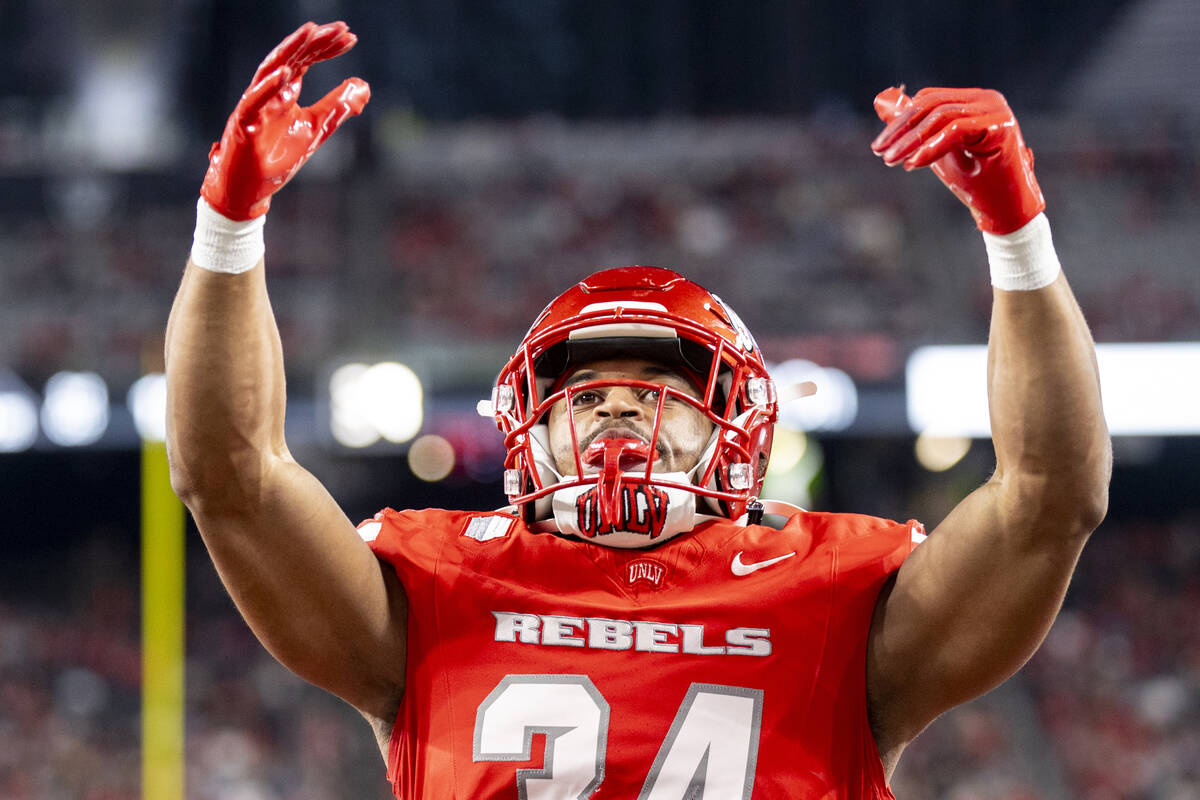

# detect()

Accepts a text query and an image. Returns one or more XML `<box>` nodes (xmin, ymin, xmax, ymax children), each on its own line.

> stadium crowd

<box><xmin>1</xmin><ymin>112</ymin><xmax>1197</xmax><ymax>395</ymax></box>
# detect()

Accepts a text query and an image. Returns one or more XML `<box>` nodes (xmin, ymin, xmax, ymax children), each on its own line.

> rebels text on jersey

<box><xmin>360</xmin><ymin>507</ymin><xmax>922</xmax><ymax>799</ymax></box>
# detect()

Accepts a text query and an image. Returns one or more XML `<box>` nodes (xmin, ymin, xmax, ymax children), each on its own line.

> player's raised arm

<box><xmin>864</xmin><ymin>87</ymin><xmax>1112</xmax><ymax>770</ymax></box>
<box><xmin>165</xmin><ymin>22</ymin><xmax>406</xmax><ymax>731</ymax></box>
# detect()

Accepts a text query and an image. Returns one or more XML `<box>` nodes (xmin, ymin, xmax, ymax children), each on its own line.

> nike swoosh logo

<box><xmin>731</xmin><ymin>550</ymin><xmax>796</xmax><ymax>576</ymax></box>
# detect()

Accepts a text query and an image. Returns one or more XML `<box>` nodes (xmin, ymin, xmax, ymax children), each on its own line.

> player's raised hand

<box><xmin>871</xmin><ymin>87</ymin><xmax>1044</xmax><ymax>235</ymax></box>
<box><xmin>200</xmin><ymin>21</ymin><xmax>371</xmax><ymax>221</ymax></box>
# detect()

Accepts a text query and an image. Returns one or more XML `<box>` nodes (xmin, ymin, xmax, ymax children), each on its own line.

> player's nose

<box><xmin>594</xmin><ymin>387</ymin><xmax>643</xmax><ymax>419</ymax></box>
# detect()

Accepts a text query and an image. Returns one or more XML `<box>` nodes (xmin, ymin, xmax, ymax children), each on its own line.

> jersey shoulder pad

<box><xmin>359</xmin><ymin>507</ymin><xmax>520</xmax><ymax>546</ymax></box>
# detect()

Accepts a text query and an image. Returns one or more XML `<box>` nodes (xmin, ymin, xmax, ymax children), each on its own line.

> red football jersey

<box><xmin>361</xmin><ymin>507</ymin><xmax>922</xmax><ymax>799</ymax></box>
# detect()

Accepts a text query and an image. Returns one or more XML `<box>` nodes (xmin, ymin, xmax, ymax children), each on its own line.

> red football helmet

<box><xmin>487</xmin><ymin>266</ymin><xmax>778</xmax><ymax>540</ymax></box>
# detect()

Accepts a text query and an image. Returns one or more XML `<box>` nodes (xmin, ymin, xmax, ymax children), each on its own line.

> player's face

<box><xmin>546</xmin><ymin>358</ymin><xmax>714</xmax><ymax>477</ymax></box>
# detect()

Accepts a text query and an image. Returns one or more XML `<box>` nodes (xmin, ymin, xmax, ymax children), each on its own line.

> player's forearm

<box><xmin>871</xmin><ymin>88</ymin><xmax>1111</xmax><ymax>537</ymax></box>
<box><xmin>165</xmin><ymin>18</ymin><xmax>366</xmax><ymax>509</ymax></box>
<box><xmin>165</xmin><ymin>260</ymin><xmax>288</xmax><ymax>510</ymax></box>
<box><xmin>986</xmin><ymin>276</ymin><xmax>1111</xmax><ymax>536</ymax></box>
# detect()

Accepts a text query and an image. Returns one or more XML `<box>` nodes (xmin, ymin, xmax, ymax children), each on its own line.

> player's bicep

<box><xmin>190</xmin><ymin>454</ymin><xmax>407</xmax><ymax>716</ymax></box>
<box><xmin>867</xmin><ymin>480</ymin><xmax>1085</xmax><ymax>745</ymax></box>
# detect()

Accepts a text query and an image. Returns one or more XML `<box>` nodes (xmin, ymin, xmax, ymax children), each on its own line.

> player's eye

<box><xmin>571</xmin><ymin>390</ymin><xmax>602</xmax><ymax>407</ymax></box>
<box><xmin>639</xmin><ymin>388</ymin><xmax>662</xmax><ymax>404</ymax></box>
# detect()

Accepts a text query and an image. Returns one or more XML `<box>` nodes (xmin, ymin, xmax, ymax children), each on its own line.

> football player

<box><xmin>166</xmin><ymin>21</ymin><xmax>1111</xmax><ymax>798</ymax></box>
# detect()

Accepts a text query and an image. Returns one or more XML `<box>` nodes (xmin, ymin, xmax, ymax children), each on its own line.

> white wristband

<box><xmin>190</xmin><ymin>198</ymin><xmax>265</xmax><ymax>274</ymax></box>
<box><xmin>982</xmin><ymin>212</ymin><xmax>1062</xmax><ymax>291</ymax></box>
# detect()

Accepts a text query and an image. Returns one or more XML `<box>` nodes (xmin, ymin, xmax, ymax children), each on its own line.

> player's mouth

<box><xmin>580</xmin><ymin>429</ymin><xmax>663</xmax><ymax>472</ymax></box>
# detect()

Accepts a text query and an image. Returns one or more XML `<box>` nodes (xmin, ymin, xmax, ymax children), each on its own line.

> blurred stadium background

<box><xmin>2</xmin><ymin>1</ymin><xmax>1199</xmax><ymax>797</ymax></box>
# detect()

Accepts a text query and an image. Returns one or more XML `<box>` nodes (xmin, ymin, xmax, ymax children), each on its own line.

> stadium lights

<box><xmin>905</xmin><ymin>347</ymin><xmax>990</xmax><ymax>437</ymax></box>
<box><xmin>765</xmin><ymin>427</ymin><xmax>808</xmax><ymax>474</ymax></box>
<box><xmin>329</xmin><ymin>362</ymin><xmax>424</xmax><ymax>448</ymax></box>
<box><xmin>907</xmin><ymin>343</ymin><xmax>1200</xmax><ymax>437</ymax></box>
<box><xmin>41</xmin><ymin>371</ymin><xmax>109</xmax><ymax>447</ymax></box>
<box><xmin>408</xmin><ymin>434</ymin><xmax>456</xmax><ymax>481</ymax></box>
<box><xmin>0</xmin><ymin>391</ymin><xmax>39</xmax><ymax>452</ymax></box>
<box><xmin>771</xmin><ymin>359</ymin><xmax>858</xmax><ymax>432</ymax></box>
<box><xmin>128</xmin><ymin>373</ymin><xmax>168</xmax><ymax>442</ymax></box>
<box><xmin>914</xmin><ymin>433</ymin><xmax>972</xmax><ymax>472</ymax></box>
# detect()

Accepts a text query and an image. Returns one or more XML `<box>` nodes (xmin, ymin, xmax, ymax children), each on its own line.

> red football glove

<box><xmin>871</xmin><ymin>86</ymin><xmax>1044</xmax><ymax>235</ymax></box>
<box><xmin>200</xmin><ymin>21</ymin><xmax>371</xmax><ymax>221</ymax></box>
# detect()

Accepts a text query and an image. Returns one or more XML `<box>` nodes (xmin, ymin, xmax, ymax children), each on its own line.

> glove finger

<box><xmin>910</xmin><ymin>87</ymin><xmax>995</xmax><ymax>105</ymax></box>
<box><xmin>250</xmin><ymin>22</ymin><xmax>315</xmax><ymax>87</ymax></box>
<box><xmin>308</xmin><ymin>28</ymin><xmax>357</xmax><ymax>64</ymax></box>
<box><xmin>235</xmin><ymin>64</ymin><xmax>294</xmax><ymax>127</ymax></box>
<box><xmin>872</xmin><ymin>87</ymin><xmax>1000</xmax><ymax>154</ymax></box>
<box><xmin>908</xmin><ymin>87</ymin><xmax>1011</xmax><ymax>148</ymax></box>
<box><xmin>292</xmin><ymin>21</ymin><xmax>352</xmax><ymax>71</ymax></box>
<box><xmin>879</xmin><ymin>101</ymin><xmax>994</xmax><ymax>166</ymax></box>
<box><xmin>275</xmin><ymin>21</ymin><xmax>335</xmax><ymax>85</ymax></box>
<box><xmin>306</xmin><ymin>77</ymin><xmax>371</xmax><ymax>146</ymax></box>
<box><xmin>901</xmin><ymin>109</ymin><xmax>1013</xmax><ymax>169</ymax></box>
<box><xmin>872</xmin><ymin>101</ymin><xmax>939</xmax><ymax>155</ymax></box>
<box><xmin>873</xmin><ymin>86</ymin><xmax>910</xmax><ymax>124</ymax></box>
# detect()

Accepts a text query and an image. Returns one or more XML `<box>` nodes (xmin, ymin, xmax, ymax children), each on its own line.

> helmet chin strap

<box><xmin>551</xmin><ymin>473</ymin><xmax>699</xmax><ymax>548</ymax></box>
<box><xmin>528</xmin><ymin>427</ymin><xmax>714</xmax><ymax>548</ymax></box>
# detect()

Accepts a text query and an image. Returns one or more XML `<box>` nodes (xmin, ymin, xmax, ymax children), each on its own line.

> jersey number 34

<box><xmin>474</xmin><ymin>674</ymin><xmax>763</xmax><ymax>799</ymax></box>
